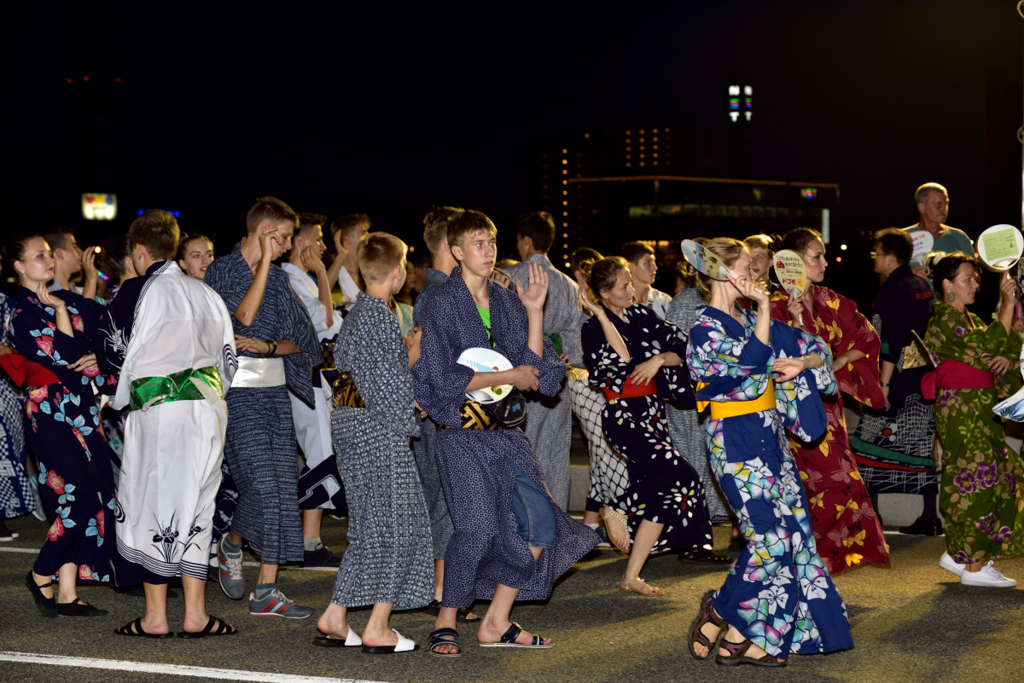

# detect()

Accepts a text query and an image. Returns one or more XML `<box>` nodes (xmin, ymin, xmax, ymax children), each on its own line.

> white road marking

<box><xmin>0</xmin><ymin>651</ymin><xmax>393</xmax><ymax>683</ymax></box>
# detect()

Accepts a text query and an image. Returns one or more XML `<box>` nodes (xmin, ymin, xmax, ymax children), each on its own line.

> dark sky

<box><xmin>8</xmin><ymin>0</ymin><xmax>1023</xmax><ymax>261</ymax></box>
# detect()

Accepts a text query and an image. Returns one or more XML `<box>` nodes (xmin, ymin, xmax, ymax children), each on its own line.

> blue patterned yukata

<box><xmin>204</xmin><ymin>245</ymin><xmax>319</xmax><ymax>565</ymax></box>
<box><xmin>687</xmin><ymin>304</ymin><xmax>852</xmax><ymax>659</ymax></box>
<box><xmin>413</xmin><ymin>268</ymin><xmax>598</xmax><ymax>607</ymax></box>
<box><xmin>8</xmin><ymin>287</ymin><xmax>116</xmax><ymax>582</ymax></box>
<box><xmin>0</xmin><ymin>293</ymin><xmax>34</xmax><ymax>519</ymax></box>
<box><xmin>581</xmin><ymin>303</ymin><xmax>714</xmax><ymax>553</ymax></box>
<box><xmin>330</xmin><ymin>293</ymin><xmax>432</xmax><ymax>610</ymax></box>
<box><xmin>411</xmin><ymin>267</ymin><xmax>454</xmax><ymax>560</ymax></box>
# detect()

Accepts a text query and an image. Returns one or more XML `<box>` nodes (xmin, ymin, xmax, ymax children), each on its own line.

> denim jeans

<box><xmin>507</xmin><ymin>458</ymin><xmax>556</xmax><ymax>549</ymax></box>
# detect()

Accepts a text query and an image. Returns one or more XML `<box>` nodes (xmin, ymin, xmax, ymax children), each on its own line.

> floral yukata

<box><xmin>926</xmin><ymin>302</ymin><xmax>1024</xmax><ymax>564</ymax></box>
<box><xmin>770</xmin><ymin>285</ymin><xmax>889</xmax><ymax>574</ymax></box>
<box><xmin>0</xmin><ymin>293</ymin><xmax>35</xmax><ymax>520</ymax></box>
<box><xmin>688</xmin><ymin>305</ymin><xmax>852</xmax><ymax>660</ymax></box>
<box><xmin>8</xmin><ymin>287</ymin><xmax>117</xmax><ymax>582</ymax></box>
<box><xmin>581</xmin><ymin>303</ymin><xmax>714</xmax><ymax>554</ymax></box>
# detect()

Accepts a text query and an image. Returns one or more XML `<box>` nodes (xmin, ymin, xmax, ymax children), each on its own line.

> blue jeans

<box><xmin>507</xmin><ymin>459</ymin><xmax>556</xmax><ymax>549</ymax></box>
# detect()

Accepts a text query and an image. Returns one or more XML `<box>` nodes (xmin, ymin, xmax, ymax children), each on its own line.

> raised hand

<box><xmin>726</xmin><ymin>271</ymin><xmax>768</xmax><ymax>306</ymax></box>
<box><xmin>515</xmin><ymin>262</ymin><xmax>549</xmax><ymax>314</ymax></box>
<box><xmin>333</xmin><ymin>229</ymin><xmax>348</xmax><ymax>262</ymax></box>
<box><xmin>82</xmin><ymin>247</ymin><xmax>100</xmax><ymax>280</ymax></box>
<box><xmin>577</xmin><ymin>281</ymin><xmax>604</xmax><ymax>317</ymax></box>
<box><xmin>36</xmin><ymin>283</ymin><xmax>66</xmax><ymax>311</ymax></box>
<box><xmin>257</xmin><ymin>226</ymin><xmax>278</xmax><ymax>262</ymax></box>
<box><xmin>785</xmin><ymin>289</ymin><xmax>805</xmax><ymax>327</ymax></box>
<box><xmin>1000</xmin><ymin>271</ymin><xmax>1018</xmax><ymax>302</ymax></box>
<box><xmin>300</xmin><ymin>244</ymin><xmax>326</xmax><ymax>274</ymax></box>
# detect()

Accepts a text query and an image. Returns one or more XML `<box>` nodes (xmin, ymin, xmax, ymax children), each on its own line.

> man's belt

<box><xmin>696</xmin><ymin>380</ymin><xmax>776</xmax><ymax>420</ymax></box>
<box><xmin>128</xmin><ymin>366</ymin><xmax>223</xmax><ymax>413</ymax></box>
<box><xmin>437</xmin><ymin>400</ymin><xmax>505</xmax><ymax>431</ymax></box>
<box><xmin>232</xmin><ymin>356</ymin><xmax>285</xmax><ymax>388</ymax></box>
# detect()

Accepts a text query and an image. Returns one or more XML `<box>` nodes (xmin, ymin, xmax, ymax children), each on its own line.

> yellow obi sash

<box><xmin>696</xmin><ymin>379</ymin><xmax>776</xmax><ymax>420</ymax></box>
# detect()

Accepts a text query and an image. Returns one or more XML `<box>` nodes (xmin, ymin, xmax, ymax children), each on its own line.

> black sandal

<box><xmin>115</xmin><ymin>617</ymin><xmax>175</xmax><ymax>639</ymax></box>
<box><xmin>688</xmin><ymin>589</ymin><xmax>727</xmax><ymax>660</ymax></box>
<box><xmin>56</xmin><ymin>597</ymin><xmax>107</xmax><ymax>617</ymax></box>
<box><xmin>177</xmin><ymin>615</ymin><xmax>238</xmax><ymax>638</ymax></box>
<box><xmin>25</xmin><ymin>571</ymin><xmax>58</xmax><ymax>618</ymax></box>
<box><xmin>427</xmin><ymin>627</ymin><xmax>461</xmax><ymax>658</ymax></box>
<box><xmin>716</xmin><ymin>637</ymin><xmax>787</xmax><ymax>667</ymax></box>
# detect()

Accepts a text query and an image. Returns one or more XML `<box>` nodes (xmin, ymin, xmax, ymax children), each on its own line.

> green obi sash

<box><xmin>128</xmin><ymin>366</ymin><xmax>224</xmax><ymax>413</ymax></box>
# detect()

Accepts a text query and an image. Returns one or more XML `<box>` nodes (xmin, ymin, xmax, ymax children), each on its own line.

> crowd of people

<box><xmin>0</xmin><ymin>181</ymin><xmax>1022</xmax><ymax>666</ymax></box>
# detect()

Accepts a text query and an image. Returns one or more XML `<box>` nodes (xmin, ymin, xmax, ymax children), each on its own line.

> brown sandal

<box><xmin>715</xmin><ymin>637</ymin><xmax>787</xmax><ymax>667</ymax></box>
<box><xmin>688</xmin><ymin>590</ymin><xmax>726</xmax><ymax>659</ymax></box>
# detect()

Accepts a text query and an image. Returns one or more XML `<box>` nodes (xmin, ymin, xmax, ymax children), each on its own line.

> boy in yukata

<box><xmin>413</xmin><ymin>210</ymin><xmax>598</xmax><ymax>656</ymax></box>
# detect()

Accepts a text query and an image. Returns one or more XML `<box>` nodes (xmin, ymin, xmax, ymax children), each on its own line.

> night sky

<box><xmin>9</xmin><ymin>0</ymin><xmax>1023</xmax><ymax>278</ymax></box>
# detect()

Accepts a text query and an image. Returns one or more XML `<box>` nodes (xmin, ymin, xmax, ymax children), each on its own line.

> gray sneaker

<box><xmin>248</xmin><ymin>588</ymin><xmax>313</xmax><ymax>618</ymax></box>
<box><xmin>217</xmin><ymin>536</ymin><xmax>245</xmax><ymax>600</ymax></box>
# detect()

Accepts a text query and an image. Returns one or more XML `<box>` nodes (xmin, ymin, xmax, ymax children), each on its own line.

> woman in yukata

<box><xmin>687</xmin><ymin>238</ymin><xmax>852</xmax><ymax>667</ymax></box>
<box><xmin>4</xmin><ymin>235</ymin><xmax>117</xmax><ymax>618</ymax></box>
<box><xmin>580</xmin><ymin>256</ymin><xmax>717</xmax><ymax>596</ymax></box>
<box><xmin>768</xmin><ymin>228</ymin><xmax>890</xmax><ymax>575</ymax></box>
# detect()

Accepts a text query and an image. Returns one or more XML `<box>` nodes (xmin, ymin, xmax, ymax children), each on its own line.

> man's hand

<box><xmin>235</xmin><ymin>335</ymin><xmax>271</xmax><ymax>354</ymax></box>
<box><xmin>510</xmin><ymin>365</ymin><xmax>540</xmax><ymax>392</ymax></box>
<box><xmin>333</xmin><ymin>229</ymin><xmax>348</xmax><ymax>262</ymax></box>
<box><xmin>257</xmin><ymin>226</ymin><xmax>278</xmax><ymax>262</ymax></box>
<box><xmin>300</xmin><ymin>245</ymin><xmax>326</xmax><ymax>274</ymax></box>
<box><xmin>515</xmin><ymin>262</ymin><xmax>548</xmax><ymax>314</ymax></box>
<box><xmin>82</xmin><ymin>248</ymin><xmax>100</xmax><ymax>281</ymax></box>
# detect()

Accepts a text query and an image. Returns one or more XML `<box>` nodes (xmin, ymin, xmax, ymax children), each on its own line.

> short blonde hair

<box><xmin>357</xmin><ymin>232</ymin><xmax>407</xmax><ymax>285</ymax></box>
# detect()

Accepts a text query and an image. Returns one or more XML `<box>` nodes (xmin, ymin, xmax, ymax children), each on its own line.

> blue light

<box><xmin>137</xmin><ymin>209</ymin><xmax>144</xmax><ymax>215</ymax></box>
<box><xmin>173</xmin><ymin>210</ymin><xmax>181</xmax><ymax>218</ymax></box>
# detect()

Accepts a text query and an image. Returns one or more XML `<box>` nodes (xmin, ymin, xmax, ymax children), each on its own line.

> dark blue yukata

<box><xmin>413</xmin><ymin>268</ymin><xmax>599</xmax><ymax>607</ymax></box>
<box><xmin>204</xmin><ymin>244</ymin><xmax>319</xmax><ymax>564</ymax></box>
<box><xmin>8</xmin><ymin>287</ymin><xmax>116</xmax><ymax>582</ymax></box>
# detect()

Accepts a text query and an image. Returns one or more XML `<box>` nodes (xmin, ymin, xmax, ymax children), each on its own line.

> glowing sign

<box><xmin>799</xmin><ymin>187</ymin><xmax>817</xmax><ymax>199</ymax></box>
<box><xmin>137</xmin><ymin>209</ymin><xmax>181</xmax><ymax>217</ymax></box>
<box><xmin>82</xmin><ymin>193</ymin><xmax>116</xmax><ymax>220</ymax></box>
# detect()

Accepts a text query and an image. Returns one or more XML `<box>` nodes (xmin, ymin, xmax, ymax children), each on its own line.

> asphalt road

<box><xmin>1</xmin><ymin>514</ymin><xmax>1022</xmax><ymax>683</ymax></box>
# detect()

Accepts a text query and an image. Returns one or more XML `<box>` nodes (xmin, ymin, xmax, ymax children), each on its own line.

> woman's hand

<box><xmin>772</xmin><ymin>356</ymin><xmax>808</xmax><ymax>383</ymax></box>
<box><xmin>1000</xmin><ymin>271</ymin><xmax>1018</xmax><ymax>302</ymax></box>
<box><xmin>36</xmin><ymin>283</ymin><xmax>67</xmax><ymax>312</ymax></box>
<box><xmin>986</xmin><ymin>355</ymin><xmax>1013</xmax><ymax>376</ymax></box>
<box><xmin>234</xmin><ymin>335</ymin><xmax>270</xmax><ymax>354</ymax></box>
<box><xmin>510</xmin><ymin>364</ymin><xmax>540</xmax><ymax>392</ymax></box>
<box><xmin>726</xmin><ymin>271</ymin><xmax>768</xmax><ymax>306</ymax></box>
<box><xmin>68</xmin><ymin>353</ymin><xmax>97</xmax><ymax>371</ymax></box>
<box><xmin>515</xmin><ymin>263</ymin><xmax>549</xmax><ymax>314</ymax></box>
<box><xmin>786</xmin><ymin>290</ymin><xmax>805</xmax><ymax>327</ymax></box>
<box><xmin>833</xmin><ymin>353</ymin><xmax>849</xmax><ymax>371</ymax></box>
<box><xmin>578</xmin><ymin>282</ymin><xmax>604</xmax><ymax>318</ymax></box>
<box><xmin>629</xmin><ymin>354</ymin><xmax>666</xmax><ymax>386</ymax></box>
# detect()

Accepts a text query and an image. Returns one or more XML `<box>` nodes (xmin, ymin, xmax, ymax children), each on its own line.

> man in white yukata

<box><xmin>97</xmin><ymin>210</ymin><xmax>239</xmax><ymax>638</ymax></box>
<box><xmin>328</xmin><ymin>213</ymin><xmax>370</xmax><ymax>310</ymax></box>
<box><xmin>282</xmin><ymin>212</ymin><xmax>347</xmax><ymax>567</ymax></box>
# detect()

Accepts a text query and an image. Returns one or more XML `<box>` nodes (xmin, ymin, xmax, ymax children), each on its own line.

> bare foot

<box><xmin>361</xmin><ymin>626</ymin><xmax>399</xmax><ymax>648</ymax></box>
<box><xmin>316</xmin><ymin>604</ymin><xmax>351</xmax><ymax>640</ymax></box>
<box><xmin>620</xmin><ymin>576</ymin><xmax>660</xmax><ymax>595</ymax></box>
<box><xmin>692</xmin><ymin>617</ymin><xmax>723</xmax><ymax>659</ymax></box>
<box><xmin>182</xmin><ymin>612</ymin><xmax>212</xmax><ymax>633</ymax></box>
<box><xmin>138</xmin><ymin>615</ymin><xmax>170</xmax><ymax>635</ymax></box>
<box><xmin>601</xmin><ymin>506</ymin><xmax>631</xmax><ymax>552</ymax></box>
<box><xmin>477</xmin><ymin>620</ymin><xmax>551</xmax><ymax>646</ymax></box>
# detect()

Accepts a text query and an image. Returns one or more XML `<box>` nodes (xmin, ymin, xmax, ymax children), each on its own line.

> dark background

<box><xmin>6</xmin><ymin>0</ymin><xmax>1023</xmax><ymax>310</ymax></box>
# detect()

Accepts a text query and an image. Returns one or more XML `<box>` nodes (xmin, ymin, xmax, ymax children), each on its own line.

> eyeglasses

<box><xmin>870</xmin><ymin>251</ymin><xmax>889</xmax><ymax>259</ymax></box>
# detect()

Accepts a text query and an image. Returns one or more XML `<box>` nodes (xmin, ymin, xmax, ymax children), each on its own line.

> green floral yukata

<box><xmin>925</xmin><ymin>302</ymin><xmax>1024</xmax><ymax>564</ymax></box>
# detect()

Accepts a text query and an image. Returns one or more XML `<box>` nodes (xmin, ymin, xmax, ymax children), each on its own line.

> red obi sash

<box><xmin>602</xmin><ymin>377</ymin><xmax>659</xmax><ymax>402</ymax></box>
<box><xmin>0</xmin><ymin>354</ymin><xmax>60</xmax><ymax>388</ymax></box>
<box><xmin>921</xmin><ymin>359</ymin><xmax>994</xmax><ymax>400</ymax></box>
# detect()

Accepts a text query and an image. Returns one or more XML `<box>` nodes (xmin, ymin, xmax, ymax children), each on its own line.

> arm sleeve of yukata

<box><xmin>581</xmin><ymin>315</ymin><xmax>634</xmax><ymax>394</ymax></box>
<box><xmin>412</xmin><ymin>298</ymin><xmax>474</xmax><ymax>428</ymax></box>
<box><xmin>830</xmin><ymin>290</ymin><xmax>884</xmax><ymax>409</ymax></box>
<box><xmin>768</xmin><ymin>320</ymin><xmax>833</xmax><ymax>441</ymax></box>
<box><xmin>499</xmin><ymin>288</ymin><xmax>565</xmax><ymax>397</ymax></box>
<box><xmin>203</xmin><ymin>259</ymin><xmax>242</xmax><ymax>318</ymax></box>
<box><xmin>94</xmin><ymin>297</ymin><xmax>127</xmax><ymax>374</ymax></box>
<box><xmin>10</xmin><ymin>301</ymin><xmax>92</xmax><ymax>368</ymax></box>
<box><xmin>287</xmin><ymin>270</ymin><xmax>330</xmax><ymax>335</ymax></box>
<box><xmin>354</xmin><ymin>305</ymin><xmax>419</xmax><ymax>437</ymax></box>
<box><xmin>686</xmin><ymin>311</ymin><xmax>775</xmax><ymax>404</ymax></box>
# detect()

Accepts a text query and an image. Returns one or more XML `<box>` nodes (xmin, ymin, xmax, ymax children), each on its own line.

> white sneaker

<box><xmin>960</xmin><ymin>561</ymin><xmax>1017</xmax><ymax>588</ymax></box>
<box><xmin>939</xmin><ymin>552</ymin><xmax>965</xmax><ymax>577</ymax></box>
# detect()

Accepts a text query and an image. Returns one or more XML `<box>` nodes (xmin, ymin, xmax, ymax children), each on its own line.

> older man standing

<box><xmin>905</xmin><ymin>183</ymin><xmax>974</xmax><ymax>276</ymax></box>
<box><xmin>504</xmin><ymin>211</ymin><xmax>581</xmax><ymax>511</ymax></box>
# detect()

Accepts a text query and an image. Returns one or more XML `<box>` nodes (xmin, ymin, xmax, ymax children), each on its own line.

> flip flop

<box><xmin>177</xmin><ymin>615</ymin><xmax>238</xmax><ymax>639</ymax></box>
<box><xmin>114</xmin><ymin>617</ymin><xmax>175</xmax><ymax>639</ymax></box>
<box><xmin>313</xmin><ymin>627</ymin><xmax>362</xmax><ymax>648</ymax></box>
<box><xmin>362</xmin><ymin>628</ymin><xmax>418</xmax><ymax>654</ymax></box>
<box><xmin>478</xmin><ymin>622</ymin><xmax>553</xmax><ymax>649</ymax></box>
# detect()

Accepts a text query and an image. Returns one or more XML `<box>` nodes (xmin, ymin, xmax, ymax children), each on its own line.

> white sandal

<box><xmin>362</xmin><ymin>628</ymin><xmax>419</xmax><ymax>654</ymax></box>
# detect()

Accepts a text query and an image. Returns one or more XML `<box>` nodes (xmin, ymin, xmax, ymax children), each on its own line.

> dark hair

<box><xmin>42</xmin><ymin>227</ymin><xmax>75</xmax><ymax>253</ymax></box>
<box><xmin>674</xmin><ymin>261</ymin><xmax>697</xmax><ymax>290</ymax></box>
<box><xmin>422</xmin><ymin>206</ymin><xmax>464</xmax><ymax>255</ymax></box>
<box><xmin>447</xmin><ymin>210</ymin><xmax>497</xmax><ymax>250</ymax></box>
<box><xmin>98</xmin><ymin>235</ymin><xmax>134</xmax><ymax>283</ymax></box>
<box><xmin>874</xmin><ymin>227</ymin><xmax>912</xmax><ymax>266</ymax></box>
<box><xmin>570</xmin><ymin>247</ymin><xmax>603</xmax><ymax>278</ymax></box>
<box><xmin>246</xmin><ymin>196</ymin><xmax>298</xmax><ymax>235</ymax></box>
<box><xmin>932</xmin><ymin>251</ymin><xmax>978</xmax><ymax>296</ymax></box>
<box><xmin>514</xmin><ymin>211</ymin><xmax>555</xmax><ymax>253</ymax></box>
<box><xmin>296</xmin><ymin>212</ymin><xmax>327</xmax><ymax>239</ymax></box>
<box><xmin>129</xmin><ymin>210</ymin><xmax>180</xmax><ymax>261</ymax></box>
<box><xmin>176</xmin><ymin>233</ymin><xmax>214</xmax><ymax>262</ymax></box>
<box><xmin>330</xmin><ymin>213</ymin><xmax>371</xmax><ymax>241</ymax></box>
<box><xmin>588</xmin><ymin>256</ymin><xmax>630</xmax><ymax>301</ymax></box>
<box><xmin>621</xmin><ymin>241</ymin><xmax>655</xmax><ymax>264</ymax></box>
<box><xmin>780</xmin><ymin>227</ymin><xmax>824</xmax><ymax>255</ymax></box>
<box><xmin>2</xmin><ymin>233</ymin><xmax>45</xmax><ymax>276</ymax></box>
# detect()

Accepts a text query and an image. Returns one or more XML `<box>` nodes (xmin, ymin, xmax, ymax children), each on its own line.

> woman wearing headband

<box><xmin>686</xmin><ymin>237</ymin><xmax>851</xmax><ymax>667</ymax></box>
